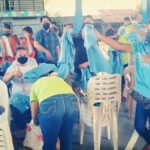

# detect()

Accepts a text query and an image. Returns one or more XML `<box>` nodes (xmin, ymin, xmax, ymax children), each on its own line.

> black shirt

<box><xmin>72</xmin><ymin>32</ymin><xmax>88</xmax><ymax>68</ymax></box>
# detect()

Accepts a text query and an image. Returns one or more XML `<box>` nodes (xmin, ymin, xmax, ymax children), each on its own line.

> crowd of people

<box><xmin>0</xmin><ymin>14</ymin><xmax>150</xmax><ymax>150</ymax></box>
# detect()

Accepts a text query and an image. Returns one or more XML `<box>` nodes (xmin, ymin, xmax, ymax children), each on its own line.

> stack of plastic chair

<box><xmin>124</xmin><ymin>65</ymin><xmax>135</xmax><ymax>118</ymax></box>
<box><xmin>0</xmin><ymin>80</ymin><xmax>14</xmax><ymax>150</ymax></box>
<box><xmin>79</xmin><ymin>72</ymin><xmax>121</xmax><ymax>150</ymax></box>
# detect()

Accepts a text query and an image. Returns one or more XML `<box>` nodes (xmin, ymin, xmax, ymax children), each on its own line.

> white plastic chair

<box><xmin>0</xmin><ymin>80</ymin><xmax>14</xmax><ymax>150</ymax></box>
<box><xmin>79</xmin><ymin>73</ymin><xmax>121</xmax><ymax>150</ymax></box>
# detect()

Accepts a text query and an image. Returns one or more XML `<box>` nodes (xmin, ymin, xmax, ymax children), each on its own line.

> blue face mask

<box><xmin>3</xmin><ymin>32</ymin><xmax>11</xmax><ymax>37</ymax></box>
<box><xmin>43</xmin><ymin>23</ymin><xmax>50</xmax><ymax>31</ymax></box>
<box><xmin>17</xmin><ymin>56</ymin><xmax>28</xmax><ymax>64</ymax></box>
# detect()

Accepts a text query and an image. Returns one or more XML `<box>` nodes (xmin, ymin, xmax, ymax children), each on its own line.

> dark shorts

<box><xmin>131</xmin><ymin>90</ymin><xmax>150</xmax><ymax>110</ymax></box>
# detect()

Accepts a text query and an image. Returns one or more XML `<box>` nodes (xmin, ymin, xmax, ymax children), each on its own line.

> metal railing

<box><xmin>0</xmin><ymin>0</ymin><xmax>44</xmax><ymax>11</ymax></box>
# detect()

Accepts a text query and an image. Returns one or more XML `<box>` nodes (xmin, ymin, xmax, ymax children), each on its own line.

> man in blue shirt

<box><xmin>95</xmin><ymin>30</ymin><xmax>150</xmax><ymax>149</ymax></box>
<box><xmin>34</xmin><ymin>16</ymin><xmax>60</xmax><ymax>65</ymax></box>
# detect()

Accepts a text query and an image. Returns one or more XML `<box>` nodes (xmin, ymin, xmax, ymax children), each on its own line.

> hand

<box><xmin>79</xmin><ymin>62</ymin><xmax>89</xmax><ymax>68</ymax></box>
<box><xmin>23</xmin><ymin>31</ymin><xmax>30</xmax><ymax>39</ymax></box>
<box><xmin>142</xmin><ymin>55</ymin><xmax>150</xmax><ymax>64</ymax></box>
<box><xmin>94</xmin><ymin>29</ymin><xmax>101</xmax><ymax>39</ymax></box>
<box><xmin>63</xmin><ymin>26</ymin><xmax>68</xmax><ymax>33</ymax></box>
<box><xmin>45</xmin><ymin>51</ymin><xmax>52</xmax><ymax>61</ymax></box>
<box><xmin>14</xmin><ymin>70</ymin><xmax>22</xmax><ymax>78</ymax></box>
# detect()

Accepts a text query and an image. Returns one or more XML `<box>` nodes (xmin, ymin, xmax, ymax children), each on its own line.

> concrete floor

<box><xmin>13</xmin><ymin>101</ymin><xmax>146</xmax><ymax>150</ymax></box>
<box><xmin>72</xmin><ymin>102</ymin><xmax>145</xmax><ymax>150</ymax></box>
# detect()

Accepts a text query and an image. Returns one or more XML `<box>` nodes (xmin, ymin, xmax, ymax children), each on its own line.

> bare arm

<box><xmin>30</xmin><ymin>101</ymin><xmax>39</xmax><ymax>121</ymax></box>
<box><xmin>56</xmin><ymin>45</ymin><xmax>60</xmax><ymax>58</ymax></box>
<box><xmin>34</xmin><ymin>41</ymin><xmax>51</xmax><ymax>60</ymax></box>
<box><xmin>26</xmin><ymin>38</ymin><xmax>34</xmax><ymax>54</ymax></box>
<box><xmin>23</xmin><ymin>32</ymin><xmax>34</xmax><ymax>54</ymax></box>
<box><xmin>130</xmin><ymin>26</ymin><xmax>147</xmax><ymax>37</ymax></box>
<box><xmin>3</xmin><ymin>72</ymin><xmax>15</xmax><ymax>83</ymax></box>
<box><xmin>1</xmin><ymin>39</ymin><xmax>6</xmax><ymax>64</ymax></box>
<box><xmin>3</xmin><ymin>70</ymin><xmax>22</xmax><ymax>83</ymax></box>
<box><xmin>142</xmin><ymin>55</ymin><xmax>150</xmax><ymax>64</ymax></box>
<box><xmin>95</xmin><ymin>30</ymin><xmax>132</xmax><ymax>53</ymax></box>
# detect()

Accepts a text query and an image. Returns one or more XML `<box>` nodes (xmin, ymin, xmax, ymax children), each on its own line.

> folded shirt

<box><xmin>23</xmin><ymin>63</ymin><xmax>57</xmax><ymax>82</ymax></box>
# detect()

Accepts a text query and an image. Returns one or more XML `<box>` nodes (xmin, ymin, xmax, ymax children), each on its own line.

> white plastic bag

<box><xmin>23</xmin><ymin>121</ymin><xmax>43</xmax><ymax>150</ymax></box>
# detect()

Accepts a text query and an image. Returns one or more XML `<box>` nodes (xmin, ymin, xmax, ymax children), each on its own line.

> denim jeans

<box><xmin>134</xmin><ymin>103</ymin><xmax>150</xmax><ymax>144</ymax></box>
<box><xmin>39</xmin><ymin>94</ymin><xmax>79</xmax><ymax>150</ymax></box>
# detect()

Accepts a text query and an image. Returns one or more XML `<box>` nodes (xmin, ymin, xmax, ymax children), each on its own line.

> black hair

<box><xmin>51</xmin><ymin>21</ymin><xmax>57</xmax><ymax>25</ymax></box>
<box><xmin>124</xmin><ymin>16</ymin><xmax>130</xmax><ymax>21</ymax></box>
<box><xmin>40</xmin><ymin>16</ymin><xmax>51</xmax><ymax>23</ymax></box>
<box><xmin>48</xmin><ymin>70</ymin><xmax>54</xmax><ymax>75</ymax></box>
<box><xmin>67</xmin><ymin>23</ymin><xmax>74</xmax><ymax>28</ymax></box>
<box><xmin>4</xmin><ymin>24</ymin><xmax>11</xmax><ymax>30</ymax></box>
<box><xmin>105</xmin><ymin>28</ymin><xmax>116</xmax><ymax>37</ymax></box>
<box><xmin>41</xmin><ymin>70</ymin><xmax>55</xmax><ymax>78</ymax></box>
<box><xmin>15</xmin><ymin>46</ymin><xmax>28</xmax><ymax>55</ymax></box>
<box><xmin>84</xmin><ymin>15</ymin><xmax>94</xmax><ymax>21</ymax></box>
<box><xmin>22</xmin><ymin>26</ymin><xmax>33</xmax><ymax>35</ymax></box>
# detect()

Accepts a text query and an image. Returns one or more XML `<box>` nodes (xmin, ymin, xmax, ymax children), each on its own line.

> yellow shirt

<box><xmin>30</xmin><ymin>76</ymin><xmax>74</xmax><ymax>103</ymax></box>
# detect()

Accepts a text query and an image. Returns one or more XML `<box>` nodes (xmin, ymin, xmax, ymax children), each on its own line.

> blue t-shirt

<box><xmin>108</xmin><ymin>49</ymin><xmax>124</xmax><ymax>75</ymax></box>
<box><xmin>132</xmin><ymin>42</ymin><xmax>150</xmax><ymax>99</ymax></box>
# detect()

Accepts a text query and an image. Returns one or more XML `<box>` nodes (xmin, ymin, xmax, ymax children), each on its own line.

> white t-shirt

<box><xmin>6</xmin><ymin>57</ymin><xmax>38</xmax><ymax>95</ymax></box>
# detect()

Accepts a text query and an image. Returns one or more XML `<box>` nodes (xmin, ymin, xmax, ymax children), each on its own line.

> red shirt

<box><xmin>0</xmin><ymin>34</ymin><xmax>20</xmax><ymax>64</ymax></box>
<box><xmin>21</xmin><ymin>37</ymin><xmax>36</xmax><ymax>58</ymax></box>
<box><xmin>9</xmin><ymin>34</ymin><xmax>20</xmax><ymax>55</ymax></box>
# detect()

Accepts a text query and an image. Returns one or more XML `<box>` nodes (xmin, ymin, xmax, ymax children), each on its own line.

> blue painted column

<box><xmin>74</xmin><ymin>0</ymin><xmax>83</xmax><ymax>33</ymax></box>
<box><xmin>142</xmin><ymin>0</ymin><xmax>150</xmax><ymax>24</ymax></box>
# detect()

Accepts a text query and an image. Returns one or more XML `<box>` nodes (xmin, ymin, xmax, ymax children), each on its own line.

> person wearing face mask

<box><xmin>3</xmin><ymin>46</ymin><xmax>38</xmax><ymax>130</ymax></box>
<box><xmin>0</xmin><ymin>24</ymin><xmax>20</xmax><ymax>65</ymax></box>
<box><xmin>57</xmin><ymin>23</ymin><xmax>75</xmax><ymax>83</ymax></box>
<box><xmin>34</xmin><ymin>16</ymin><xmax>60</xmax><ymax>65</ymax></box>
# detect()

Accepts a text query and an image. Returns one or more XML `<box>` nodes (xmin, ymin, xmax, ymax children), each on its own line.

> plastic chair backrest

<box><xmin>87</xmin><ymin>73</ymin><xmax>121</xmax><ymax>105</ymax></box>
<box><xmin>87</xmin><ymin>73</ymin><xmax>121</xmax><ymax>126</ymax></box>
<box><xmin>0</xmin><ymin>80</ymin><xmax>9</xmax><ymax>121</ymax></box>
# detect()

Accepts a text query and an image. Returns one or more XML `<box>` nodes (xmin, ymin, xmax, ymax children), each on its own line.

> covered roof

<box><xmin>97</xmin><ymin>9</ymin><xmax>136</xmax><ymax>23</ymax></box>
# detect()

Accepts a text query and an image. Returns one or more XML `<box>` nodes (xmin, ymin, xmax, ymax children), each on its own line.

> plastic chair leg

<box><xmin>112</xmin><ymin>115</ymin><xmax>118</xmax><ymax>150</ymax></box>
<box><xmin>93</xmin><ymin>107</ymin><xmax>101</xmax><ymax>150</ymax></box>
<box><xmin>0</xmin><ymin>121</ymin><xmax>14</xmax><ymax>150</ymax></box>
<box><xmin>80</xmin><ymin>119</ymin><xmax>85</xmax><ymax>144</ymax></box>
<box><xmin>106</xmin><ymin>126</ymin><xmax>111</xmax><ymax>140</ymax></box>
<box><xmin>125</xmin><ymin>130</ymin><xmax>139</xmax><ymax>150</ymax></box>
